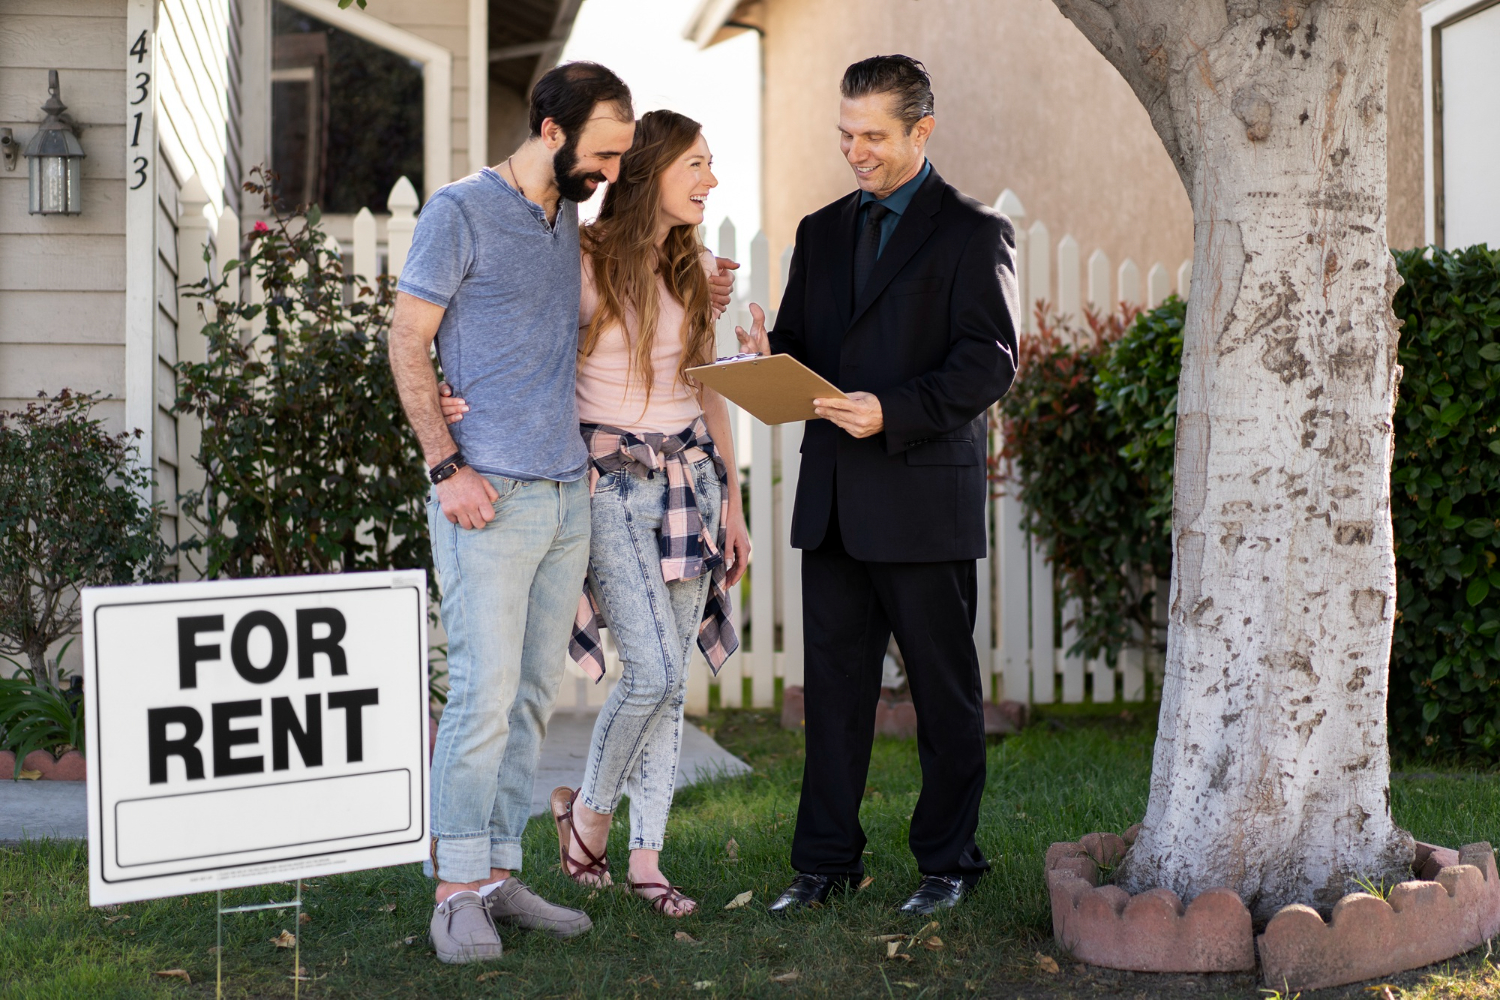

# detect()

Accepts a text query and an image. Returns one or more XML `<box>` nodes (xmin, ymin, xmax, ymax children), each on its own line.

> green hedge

<box><xmin>1002</xmin><ymin>247</ymin><xmax>1500</xmax><ymax>758</ymax></box>
<box><xmin>997</xmin><ymin>302</ymin><xmax>1181</xmax><ymax>661</ymax></box>
<box><xmin>1389</xmin><ymin>245</ymin><xmax>1500</xmax><ymax>758</ymax></box>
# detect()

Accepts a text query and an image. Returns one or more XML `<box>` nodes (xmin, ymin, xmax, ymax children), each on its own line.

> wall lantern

<box><xmin>20</xmin><ymin>71</ymin><xmax>86</xmax><ymax>216</ymax></box>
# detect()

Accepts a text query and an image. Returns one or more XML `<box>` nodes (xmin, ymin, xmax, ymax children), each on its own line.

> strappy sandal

<box><xmin>550</xmin><ymin>786</ymin><xmax>612</xmax><ymax>886</ymax></box>
<box><xmin>628</xmin><ymin>879</ymin><xmax>698</xmax><ymax>918</ymax></box>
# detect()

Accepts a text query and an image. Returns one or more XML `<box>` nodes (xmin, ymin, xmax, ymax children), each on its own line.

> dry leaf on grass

<box><xmin>724</xmin><ymin>890</ymin><xmax>753</xmax><ymax>910</ymax></box>
<box><xmin>911</xmin><ymin>920</ymin><xmax>940</xmax><ymax>941</ymax></box>
<box><xmin>857</xmin><ymin>876</ymin><xmax>874</xmax><ymax>891</ymax></box>
<box><xmin>771</xmin><ymin>970</ymin><xmax>800</xmax><ymax>982</ymax></box>
<box><xmin>923</xmin><ymin>936</ymin><xmax>944</xmax><ymax>950</ymax></box>
<box><xmin>153</xmin><ymin>969</ymin><xmax>191</xmax><ymax>984</ymax></box>
<box><xmin>206</xmin><ymin>946</ymin><xmax>221</xmax><ymax>955</ymax></box>
<box><xmin>377</xmin><ymin>903</ymin><xmax>396</xmax><ymax>913</ymax></box>
<box><xmin>675</xmin><ymin>931</ymin><xmax>698</xmax><ymax>943</ymax></box>
<box><xmin>692</xmin><ymin>981</ymin><xmax>714</xmax><ymax>990</ymax></box>
<box><xmin>885</xmin><ymin>941</ymin><xmax>913</xmax><ymax>962</ymax></box>
<box><xmin>271</xmin><ymin>930</ymin><xmax>297</xmax><ymax>948</ymax></box>
<box><xmin>103</xmin><ymin>913</ymin><xmax>130</xmax><ymax>925</ymax></box>
<box><xmin>725</xmin><ymin>838</ymin><xmax>739</xmax><ymax>861</ymax></box>
<box><xmin>476</xmin><ymin>970</ymin><xmax>503</xmax><ymax>983</ymax></box>
<box><xmin>298</xmin><ymin>912</ymin><xmax>311</xmax><ymax>925</ymax></box>
<box><xmin>895</xmin><ymin>982</ymin><xmax>920</xmax><ymax>989</ymax></box>
<box><xmin>870</xmin><ymin>934</ymin><xmax>906</xmax><ymax>943</ymax></box>
<box><xmin>17</xmin><ymin>769</ymin><xmax>40</xmax><ymax>780</ymax></box>
<box><xmin>1035</xmin><ymin>953</ymin><xmax>1060</xmax><ymax>974</ymax></box>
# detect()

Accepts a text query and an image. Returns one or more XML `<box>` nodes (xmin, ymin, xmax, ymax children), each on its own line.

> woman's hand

<box><xmin>734</xmin><ymin>302</ymin><xmax>771</xmax><ymax>356</ymax></box>
<box><xmin>723</xmin><ymin>505</ymin><xmax>751</xmax><ymax>587</ymax></box>
<box><xmin>436</xmin><ymin>382</ymin><xmax>468</xmax><ymax>424</ymax></box>
<box><xmin>710</xmin><ymin>257</ymin><xmax>739</xmax><ymax>319</ymax></box>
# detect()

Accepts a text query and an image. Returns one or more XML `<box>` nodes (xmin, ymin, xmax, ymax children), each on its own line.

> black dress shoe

<box><xmin>767</xmin><ymin>872</ymin><xmax>856</xmax><ymax>915</ymax></box>
<box><xmin>897</xmin><ymin>874</ymin><xmax>968</xmax><ymax>915</ymax></box>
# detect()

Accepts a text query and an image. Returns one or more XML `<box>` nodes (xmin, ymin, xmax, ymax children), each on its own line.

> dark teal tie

<box><xmin>853</xmin><ymin>202</ymin><xmax>891</xmax><ymax>300</ymax></box>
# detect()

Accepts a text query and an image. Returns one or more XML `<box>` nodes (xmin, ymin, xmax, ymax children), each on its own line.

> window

<box><xmin>1436</xmin><ymin>2</ymin><xmax>1500</xmax><ymax>249</ymax></box>
<box><xmin>271</xmin><ymin>3</ymin><xmax>424</xmax><ymax>213</ymax></box>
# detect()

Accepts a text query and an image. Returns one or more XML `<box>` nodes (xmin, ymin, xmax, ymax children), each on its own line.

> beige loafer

<box><xmin>430</xmin><ymin>891</ymin><xmax>504</xmax><ymax>964</ymax></box>
<box><xmin>484</xmin><ymin>877</ymin><xmax>593</xmax><ymax>938</ymax></box>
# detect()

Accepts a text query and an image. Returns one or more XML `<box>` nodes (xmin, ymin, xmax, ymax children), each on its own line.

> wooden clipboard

<box><xmin>687</xmin><ymin>354</ymin><xmax>845</xmax><ymax>425</ymax></box>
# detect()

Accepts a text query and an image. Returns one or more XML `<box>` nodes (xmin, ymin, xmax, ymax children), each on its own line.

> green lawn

<box><xmin>2</xmin><ymin>708</ymin><xmax>1498</xmax><ymax>999</ymax></box>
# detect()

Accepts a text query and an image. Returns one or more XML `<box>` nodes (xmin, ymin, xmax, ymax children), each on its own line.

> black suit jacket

<box><xmin>769</xmin><ymin>165</ymin><xmax>1020</xmax><ymax>563</ymax></box>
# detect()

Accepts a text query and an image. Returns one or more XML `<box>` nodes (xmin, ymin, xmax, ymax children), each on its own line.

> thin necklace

<box><xmin>505</xmin><ymin>156</ymin><xmax>527</xmax><ymax>202</ymax></box>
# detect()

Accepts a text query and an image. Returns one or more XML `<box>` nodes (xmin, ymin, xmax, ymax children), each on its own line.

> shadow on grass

<box><xmin>1</xmin><ymin>708</ymin><xmax>1496</xmax><ymax>999</ymax></box>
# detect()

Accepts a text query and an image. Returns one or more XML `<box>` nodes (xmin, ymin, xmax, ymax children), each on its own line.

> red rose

<box><xmin>253</xmin><ymin>220</ymin><xmax>270</xmax><ymax>233</ymax></box>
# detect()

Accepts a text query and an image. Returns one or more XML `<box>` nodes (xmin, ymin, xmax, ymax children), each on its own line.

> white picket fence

<box><xmin>319</xmin><ymin>178</ymin><xmax>1181</xmax><ymax>713</ymax></box>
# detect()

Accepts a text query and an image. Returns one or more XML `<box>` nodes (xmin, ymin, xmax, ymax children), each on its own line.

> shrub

<box><xmin>0</xmin><ymin>645</ymin><xmax>85</xmax><ymax>778</ymax></box>
<box><xmin>998</xmin><ymin>300</ymin><xmax>1182</xmax><ymax>660</ymax></box>
<box><xmin>1388</xmin><ymin>244</ymin><xmax>1500</xmax><ymax>759</ymax></box>
<box><xmin>174</xmin><ymin>169</ymin><xmax>432</xmax><ymax>587</ymax></box>
<box><xmin>0</xmin><ymin>390</ymin><xmax>168</xmax><ymax>689</ymax></box>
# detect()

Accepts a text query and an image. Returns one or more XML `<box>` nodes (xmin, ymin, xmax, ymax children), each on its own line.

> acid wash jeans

<box><xmin>426</xmin><ymin>474</ymin><xmax>590</xmax><ymax>882</ymax></box>
<box><xmin>577</xmin><ymin>455</ymin><xmax>722</xmax><ymax>851</ymax></box>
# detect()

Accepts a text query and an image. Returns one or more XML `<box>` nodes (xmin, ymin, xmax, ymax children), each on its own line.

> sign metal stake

<box><xmin>215</xmin><ymin>880</ymin><xmax>303</xmax><ymax>999</ymax></box>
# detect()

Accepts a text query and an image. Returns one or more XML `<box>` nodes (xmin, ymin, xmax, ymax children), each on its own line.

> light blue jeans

<box><xmin>578</xmin><ymin>456</ymin><xmax>721</xmax><ymax>851</ymax></box>
<box><xmin>426</xmin><ymin>474</ymin><xmax>590</xmax><ymax>882</ymax></box>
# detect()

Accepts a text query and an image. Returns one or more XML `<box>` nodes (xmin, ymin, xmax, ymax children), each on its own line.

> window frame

<box><xmin>246</xmin><ymin>0</ymin><xmax>452</xmax><ymax>206</ymax></box>
<box><xmin>1422</xmin><ymin>0</ymin><xmax>1500</xmax><ymax>248</ymax></box>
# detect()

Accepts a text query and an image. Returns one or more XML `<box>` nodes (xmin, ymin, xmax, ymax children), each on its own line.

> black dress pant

<box><xmin>789</xmin><ymin>505</ymin><xmax>990</xmax><ymax>883</ymax></box>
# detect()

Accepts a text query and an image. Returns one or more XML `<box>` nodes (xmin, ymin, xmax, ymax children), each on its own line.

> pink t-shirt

<box><xmin>576</xmin><ymin>250</ymin><xmax>714</xmax><ymax>435</ymax></box>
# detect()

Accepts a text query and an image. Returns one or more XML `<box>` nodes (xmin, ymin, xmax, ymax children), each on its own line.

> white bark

<box><xmin>1049</xmin><ymin>0</ymin><xmax>1415</xmax><ymax>919</ymax></box>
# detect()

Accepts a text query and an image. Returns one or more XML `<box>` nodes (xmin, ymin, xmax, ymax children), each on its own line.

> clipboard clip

<box><xmin>713</xmin><ymin>352</ymin><xmax>763</xmax><ymax>364</ymax></box>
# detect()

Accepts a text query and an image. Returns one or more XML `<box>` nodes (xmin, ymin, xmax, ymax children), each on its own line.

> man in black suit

<box><xmin>737</xmin><ymin>55</ymin><xmax>1019</xmax><ymax>916</ymax></box>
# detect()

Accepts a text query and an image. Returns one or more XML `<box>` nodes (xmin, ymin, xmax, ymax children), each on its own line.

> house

<box><xmin>685</xmin><ymin>0</ymin><xmax>1499</xmax><ymax>316</ymax></box>
<box><xmin>0</xmin><ymin>0</ymin><xmax>583</xmax><ymax>573</ymax></box>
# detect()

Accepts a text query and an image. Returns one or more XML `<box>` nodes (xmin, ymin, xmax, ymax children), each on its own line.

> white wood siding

<box><xmin>0</xmin><ymin>1</ymin><xmax>127</xmax><ymax>430</ymax></box>
<box><xmin>153</xmin><ymin>0</ymin><xmax>235</xmax><ymax>564</ymax></box>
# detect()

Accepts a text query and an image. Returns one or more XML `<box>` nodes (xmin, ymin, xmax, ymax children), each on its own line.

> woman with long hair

<box><xmin>442</xmin><ymin>110</ymin><xmax>750</xmax><ymax>917</ymax></box>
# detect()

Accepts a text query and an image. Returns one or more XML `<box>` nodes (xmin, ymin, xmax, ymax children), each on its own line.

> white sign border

<box><xmin>83</xmin><ymin>571</ymin><xmax>430</xmax><ymax>906</ymax></box>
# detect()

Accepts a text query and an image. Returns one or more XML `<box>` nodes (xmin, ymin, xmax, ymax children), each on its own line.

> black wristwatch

<box><xmin>429</xmin><ymin>452</ymin><xmax>466</xmax><ymax>485</ymax></box>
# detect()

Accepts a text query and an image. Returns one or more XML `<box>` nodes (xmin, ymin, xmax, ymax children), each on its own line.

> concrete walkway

<box><xmin>531</xmin><ymin>712</ymin><xmax>751</xmax><ymax>816</ymax></box>
<box><xmin>0</xmin><ymin>780</ymin><xmax>87</xmax><ymax>843</ymax></box>
<box><xmin>0</xmin><ymin>714</ymin><xmax>749</xmax><ymax>844</ymax></box>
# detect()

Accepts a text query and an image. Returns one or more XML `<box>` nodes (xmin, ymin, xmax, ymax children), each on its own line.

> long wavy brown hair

<box><xmin>579</xmin><ymin>110</ymin><xmax>714</xmax><ymax>404</ymax></box>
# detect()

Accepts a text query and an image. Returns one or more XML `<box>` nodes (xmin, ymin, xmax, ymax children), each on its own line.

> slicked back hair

<box><xmin>840</xmin><ymin>55</ymin><xmax>934</xmax><ymax>133</ymax></box>
<box><xmin>528</xmin><ymin>61</ymin><xmax>633</xmax><ymax>139</ymax></box>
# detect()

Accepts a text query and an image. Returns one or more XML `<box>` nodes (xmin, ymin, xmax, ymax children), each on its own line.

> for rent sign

<box><xmin>83</xmin><ymin>572</ymin><xmax>429</xmax><ymax>906</ymax></box>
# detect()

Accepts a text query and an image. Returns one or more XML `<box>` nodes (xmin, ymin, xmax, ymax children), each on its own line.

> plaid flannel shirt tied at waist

<box><xmin>569</xmin><ymin>418</ymin><xmax>740</xmax><ymax>682</ymax></box>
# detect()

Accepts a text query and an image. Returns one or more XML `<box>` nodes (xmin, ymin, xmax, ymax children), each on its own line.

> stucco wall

<box><xmin>758</xmin><ymin>0</ymin><xmax>1431</xmax><ymax>306</ymax></box>
<box><xmin>1386</xmin><ymin>0</ymin><xmax>1425</xmax><ymax>251</ymax></box>
<box><xmin>759</xmin><ymin>0</ymin><xmax>1194</xmax><ymax>310</ymax></box>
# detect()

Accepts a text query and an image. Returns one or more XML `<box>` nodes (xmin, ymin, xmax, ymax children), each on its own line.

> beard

<box><xmin>553</xmin><ymin>134</ymin><xmax>607</xmax><ymax>204</ymax></box>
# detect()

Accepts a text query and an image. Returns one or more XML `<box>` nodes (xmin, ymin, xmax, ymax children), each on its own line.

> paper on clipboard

<box><xmin>686</xmin><ymin>353</ymin><xmax>845</xmax><ymax>425</ymax></box>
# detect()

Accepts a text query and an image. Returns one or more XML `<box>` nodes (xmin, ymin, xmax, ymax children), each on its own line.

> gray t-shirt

<box><xmin>397</xmin><ymin>168</ymin><xmax>586</xmax><ymax>481</ymax></box>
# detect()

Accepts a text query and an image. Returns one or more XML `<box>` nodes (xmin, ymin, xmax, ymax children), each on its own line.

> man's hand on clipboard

<box><xmin>734</xmin><ymin>303</ymin><xmax>771</xmax><ymax>357</ymax></box>
<box><xmin>732</xmin><ymin>302</ymin><xmax>882</xmax><ymax>437</ymax></box>
<box><xmin>814</xmin><ymin>393</ymin><xmax>884</xmax><ymax>438</ymax></box>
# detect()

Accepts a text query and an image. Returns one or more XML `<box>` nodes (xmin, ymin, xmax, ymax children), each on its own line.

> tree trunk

<box><xmin>1049</xmin><ymin>0</ymin><xmax>1414</xmax><ymax>919</ymax></box>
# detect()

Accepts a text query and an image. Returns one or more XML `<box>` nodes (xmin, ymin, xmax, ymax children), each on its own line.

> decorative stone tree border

<box><xmin>1049</xmin><ymin>829</ymin><xmax>1500</xmax><ymax>990</ymax></box>
<box><xmin>1259</xmin><ymin>841</ymin><xmax>1500</xmax><ymax>990</ymax></box>
<box><xmin>1047</xmin><ymin>827</ymin><xmax>1256</xmax><ymax>972</ymax></box>
<box><xmin>0</xmin><ymin>749</ymin><xmax>86</xmax><ymax>780</ymax></box>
